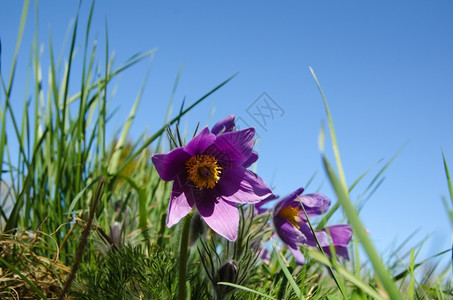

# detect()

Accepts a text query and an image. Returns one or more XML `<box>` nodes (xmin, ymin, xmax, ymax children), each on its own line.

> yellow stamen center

<box><xmin>277</xmin><ymin>205</ymin><xmax>301</xmax><ymax>229</ymax></box>
<box><xmin>185</xmin><ymin>154</ymin><xmax>222</xmax><ymax>189</ymax></box>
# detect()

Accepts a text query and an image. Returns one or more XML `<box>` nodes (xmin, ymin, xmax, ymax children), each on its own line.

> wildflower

<box><xmin>273</xmin><ymin>187</ymin><xmax>352</xmax><ymax>264</ymax></box>
<box><xmin>152</xmin><ymin>122</ymin><xmax>272</xmax><ymax>241</ymax></box>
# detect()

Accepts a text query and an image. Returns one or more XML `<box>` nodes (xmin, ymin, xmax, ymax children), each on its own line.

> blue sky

<box><xmin>2</xmin><ymin>1</ymin><xmax>453</xmax><ymax>264</ymax></box>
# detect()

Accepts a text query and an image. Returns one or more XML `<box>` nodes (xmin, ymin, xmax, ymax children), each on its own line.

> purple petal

<box><xmin>207</xmin><ymin>128</ymin><xmax>255</xmax><ymax>165</ymax></box>
<box><xmin>152</xmin><ymin>148</ymin><xmax>191</xmax><ymax>181</ymax></box>
<box><xmin>246</xmin><ymin>170</ymin><xmax>273</xmax><ymax>197</ymax></box>
<box><xmin>255</xmin><ymin>193</ymin><xmax>279</xmax><ymax>214</ymax></box>
<box><xmin>322</xmin><ymin>225</ymin><xmax>352</xmax><ymax>260</ymax></box>
<box><xmin>298</xmin><ymin>223</ymin><xmax>329</xmax><ymax>247</ymax></box>
<box><xmin>334</xmin><ymin>246</ymin><xmax>350</xmax><ymax>260</ymax></box>
<box><xmin>322</xmin><ymin>245</ymin><xmax>350</xmax><ymax>260</ymax></box>
<box><xmin>166</xmin><ymin>177</ymin><xmax>195</xmax><ymax>227</ymax></box>
<box><xmin>197</xmin><ymin>197</ymin><xmax>239</xmax><ymax>241</ymax></box>
<box><xmin>184</xmin><ymin>127</ymin><xmax>216</xmax><ymax>156</ymax></box>
<box><xmin>259</xmin><ymin>246</ymin><xmax>271</xmax><ymax>264</ymax></box>
<box><xmin>326</xmin><ymin>224</ymin><xmax>353</xmax><ymax>247</ymax></box>
<box><xmin>274</xmin><ymin>187</ymin><xmax>305</xmax><ymax>216</ymax></box>
<box><xmin>217</xmin><ymin>168</ymin><xmax>272</xmax><ymax>204</ymax></box>
<box><xmin>273</xmin><ymin>215</ymin><xmax>307</xmax><ymax>249</ymax></box>
<box><xmin>242</xmin><ymin>151</ymin><xmax>258</xmax><ymax>168</ymax></box>
<box><xmin>288</xmin><ymin>245</ymin><xmax>305</xmax><ymax>265</ymax></box>
<box><xmin>299</xmin><ymin>193</ymin><xmax>331</xmax><ymax>219</ymax></box>
<box><xmin>211</xmin><ymin>115</ymin><xmax>235</xmax><ymax>135</ymax></box>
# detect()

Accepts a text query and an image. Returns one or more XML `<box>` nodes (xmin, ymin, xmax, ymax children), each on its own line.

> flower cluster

<box><xmin>271</xmin><ymin>187</ymin><xmax>352</xmax><ymax>264</ymax></box>
<box><xmin>152</xmin><ymin>115</ymin><xmax>352</xmax><ymax>263</ymax></box>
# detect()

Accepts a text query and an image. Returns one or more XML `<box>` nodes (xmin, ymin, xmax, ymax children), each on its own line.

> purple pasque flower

<box><xmin>152</xmin><ymin>123</ymin><xmax>272</xmax><ymax>241</ymax></box>
<box><xmin>273</xmin><ymin>187</ymin><xmax>352</xmax><ymax>264</ymax></box>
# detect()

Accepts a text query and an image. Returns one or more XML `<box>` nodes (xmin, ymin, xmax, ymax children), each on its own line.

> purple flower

<box><xmin>273</xmin><ymin>187</ymin><xmax>352</xmax><ymax>264</ymax></box>
<box><xmin>152</xmin><ymin>122</ymin><xmax>272</xmax><ymax>241</ymax></box>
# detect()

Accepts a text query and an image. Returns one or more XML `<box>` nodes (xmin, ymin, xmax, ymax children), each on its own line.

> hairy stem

<box><xmin>59</xmin><ymin>177</ymin><xmax>105</xmax><ymax>299</ymax></box>
<box><xmin>178</xmin><ymin>211</ymin><xmax>193</xmax><ymax>300</ymax></box>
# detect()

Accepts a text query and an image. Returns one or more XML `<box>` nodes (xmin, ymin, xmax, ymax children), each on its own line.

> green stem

<box><xmin>178</xmin><ymin>211</ymin><xmax>193</xmax><ymax>300</ymax></box>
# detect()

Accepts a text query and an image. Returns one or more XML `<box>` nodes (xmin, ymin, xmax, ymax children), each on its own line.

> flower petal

<box><xmin>330</xmin><ymin>246</ymin><xmax>350</xmax><ymax>260</ymax></box>
<box><xmin>166</xmin><ymin>177</ymin><xmax>195</xmax><ymax>227</ymax></box>
<box><xmin>211</xmin><ymin>115</ymin><xmax>235</xmax><ymax>135</ymax></box>
<box><xmin>217</xmin><ymin>168</ymin><xmax>272</xmax><ymax>204</ymax></box>
<box><xmin>274</xmin><ymin>187</ymin><xmax>305</xmax><ymax>216</ymax></box>
<box><xmin>288</xmin><ymin>245</ymin><xmax>305</xmax><ymax>265</ymax></box>
<box><xmin>255</xmin><ymin>193</ymin><xmax>279</xmax><ymax>214</ymax></box>
<box><xmin>242</xmin><ymin>151</ymin><xmax>258</xmax><ymax>168</ymax></box>
<box><xmin>322</xmin><ymin>244</ymin><xmax>350</xmax><ymax>260</ymax></box>
<box><xmin>184</xmin><ymin>127</ymin><xmax>216</xmax><ymax>156</ymax></box>
<box><xmin>298</xmin><ymin>223</ymin><xmax>329</xmax><ymax>247</ymax></box>
<box><xmin>273</xmin><ymin>215</ymin><xmax>307</xmax><ymax>249</ymax></box>
<box><xmin>197</xmin><ymin>197</ymin><xmax>239</xmax><ymax>241</ymax></box>
<box><xmin>207</xmin><ymin>128</ymin><xmax>255</xmax><ymax>165</ymax></box>
<box><xmin>259</xmin><ymin>246</ymin><xmax>271</xmax><ymax>264</ymax></box>
<box><xmin>152</xmin><ymin>148</ymin><xmax>191</xmax><ymax>181</ymax></box>
<box><xmin>322</xmin><ymin>225</ymin><xmax>352</xmax><ymax>260</ymax></box>
<box><xmin>299</xmin><ymin>193</ymin><xmax>331</xmax><ymax>219</ymax></box>
<box><xmin>326</xmin><ymin>224</ymin><xmax>353</xmax><ymax>247</ymax></box>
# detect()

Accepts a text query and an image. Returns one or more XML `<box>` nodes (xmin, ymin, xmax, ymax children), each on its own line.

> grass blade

<box><xmin>311</xmin><ymin>67</ymin><xmax>402</xmax><ymax>299</ymax></box>
<box><xmin>0</xmin><ymin>256</ymin><xmax>48</xmax><ymax>300</ymax></box>
<box><xmin>322</xmin><ymin>154</ymin><xmax>403</xmax><ymax>300</ymax></box>
<box><xmin>217</xmin><ymin>282</ymin><xmax>277</xmax><ymax>300</ymax></box>
<box><xmin>271</xmin><ymin>239</ymin><xmax>304</xmax><ymax>300</ymax></box>
<box><xmin>310</xmin><ymin>67</ymin><xmax>346</xmax><ymax>189</ymax></box>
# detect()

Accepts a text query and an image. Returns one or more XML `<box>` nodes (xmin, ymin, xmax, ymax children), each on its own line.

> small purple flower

<box><xmin>273</xmin><ymin>187</ymin><xmax>352</xmax><ymax>264</ymax></box>
<box><xmin>152</xmin><ymin>118</ymin><xmax>272</xmax><ymax>241</ymax></box>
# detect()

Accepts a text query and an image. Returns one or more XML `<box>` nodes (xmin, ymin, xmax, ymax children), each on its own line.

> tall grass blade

<box><xmin>441</xmin><ymin>150</ymin><xmax>453</xmax><ymax>273</ymax></box>
<box><xmin>308</xmin><ymin>251</ymin><xmax>385</xmax><ymax>300</ymax></box>
<box><xmin>356</xmin><ymin>144</ymin><xmax>406</xmax><ymax>208</ymax></box>
<box><xmin>442</xmin><ymin>150</ymin><xmax>453</xmax><ymax>208</ymax></box>
<box><xmin>321</xmin><ymin>154</ymin><xmax>403</xmax><ymax>299</ymax></box>
<box><xmin>311</xmin><ymin>67</ymin><xmax>402</xmax><ymax>299</ymax></box>
<box><xmin>107</xmin><ymin>60</ymin><xmax>153</xmax><ymax>175</ymax></box>
<box><xmin>309</xmin><ymin>67</ymin><xmax>346</xmax><ymax>189</ymax></box>
<box><xmin>299</xmin><ymin>198</ymin><xmax>347</xmax><ymax>299</ymax></box>
<box><xmin>271</xmin><ymin>239</ymin><xmax>304</xmax><ymax>300</ymax></box>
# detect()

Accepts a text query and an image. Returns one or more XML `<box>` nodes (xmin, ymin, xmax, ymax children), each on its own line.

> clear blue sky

<box><xmin>2</xmin><ymin>1</ymin><xmax>453</xmax><ymax>264</ymax></box>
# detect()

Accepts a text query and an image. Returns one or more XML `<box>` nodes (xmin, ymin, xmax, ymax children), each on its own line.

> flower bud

<box><xmin>110</xmin><ymin>221</ymin><xmax>122</xmax><ymax>248</ymax></box>
<box><xmin>214</xmin><ymin>260</ymin><xmax>238</xmax><ymax>297</ymax></box>
<box><xmin>188</xmin><ymin>212</ymin><xmax>205</xmax><ymax>246</ymax></box>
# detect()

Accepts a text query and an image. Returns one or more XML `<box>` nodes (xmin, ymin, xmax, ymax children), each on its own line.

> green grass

<box><xmin>0</xmin><ymin>1</ymin><xmax>452</xmax><ymax>299</ymax></box>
